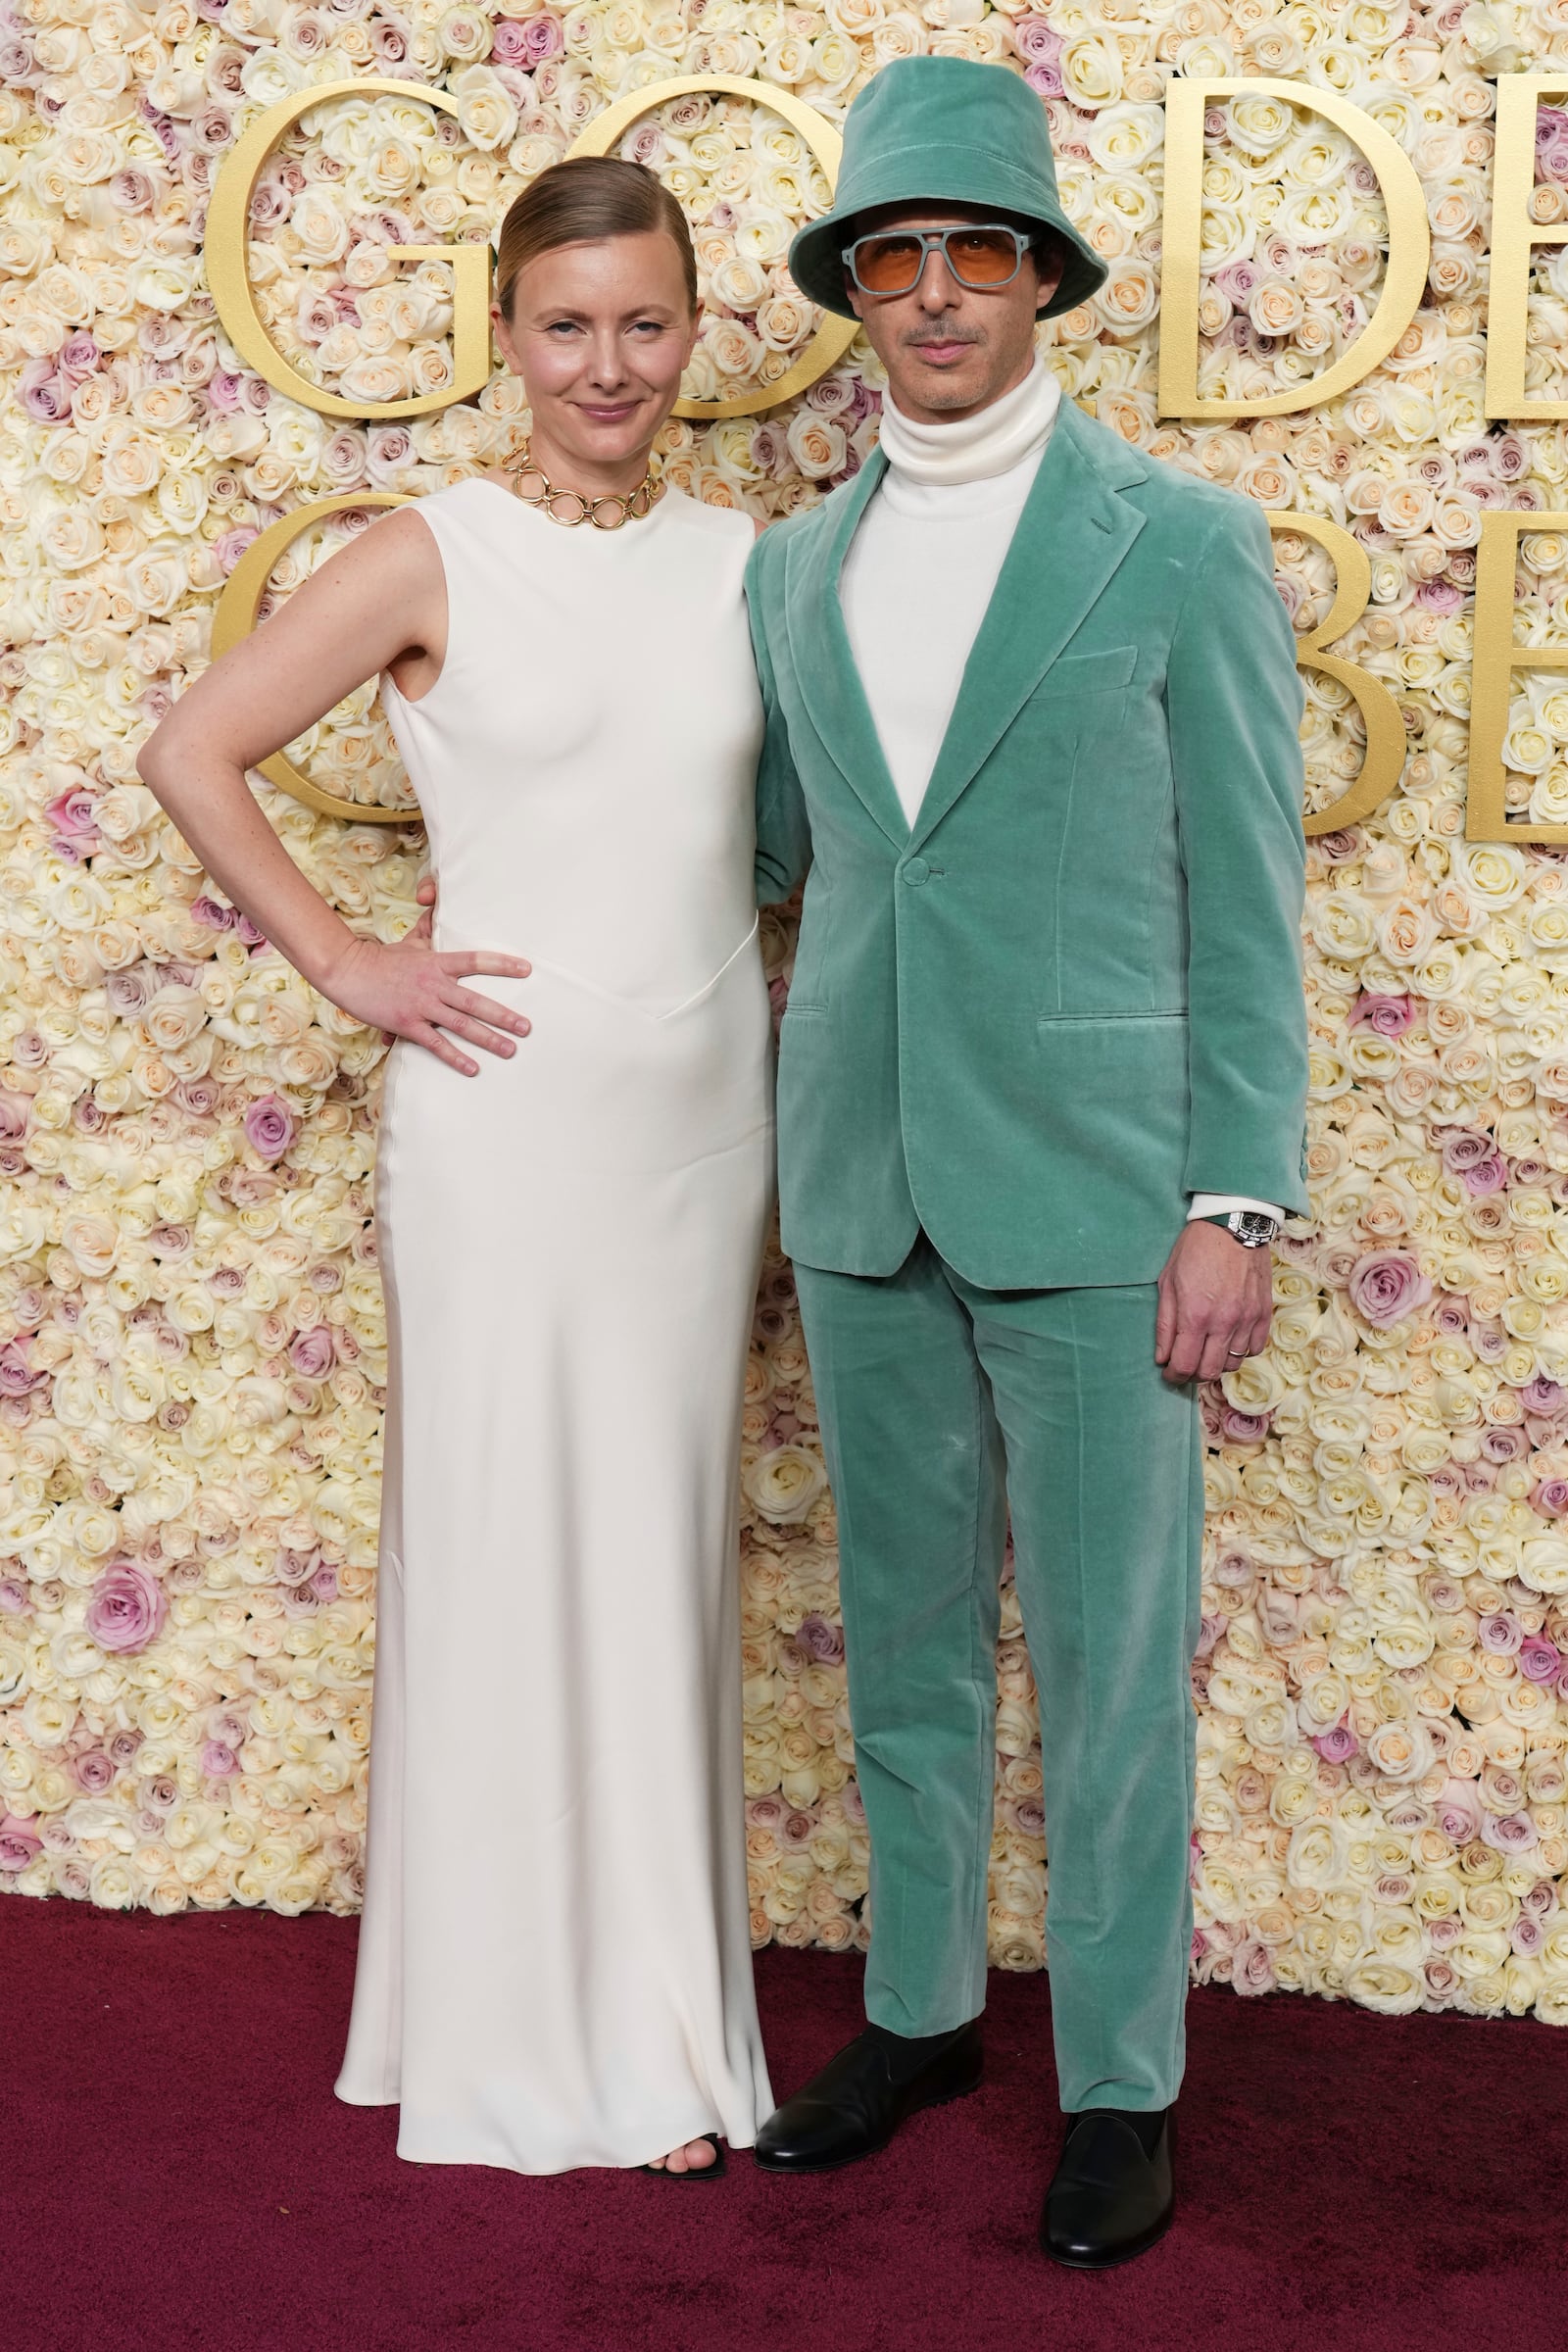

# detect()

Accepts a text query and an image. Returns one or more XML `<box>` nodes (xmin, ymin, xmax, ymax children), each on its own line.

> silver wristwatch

<box><xmin>1206</xmin><ymin>1208</ymin><xmax>1280</xmax><ymax>1250</ymax></box>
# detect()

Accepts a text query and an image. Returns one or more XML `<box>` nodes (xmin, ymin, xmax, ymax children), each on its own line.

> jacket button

<box><xmin>903</xmin><ymin>857</ymin><xmax>930</xmax><ymax>886</ymax></box>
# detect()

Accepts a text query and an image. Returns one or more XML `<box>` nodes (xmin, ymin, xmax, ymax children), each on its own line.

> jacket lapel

<box><xmin>784</xmin><ymin>448</ymin><xmax>908</xmax><ymax>848</ymax></box>
<box><xmin>906</xmin><ymin>399</ymin><xmax>1149</xmax><ymax>855</ymax></box>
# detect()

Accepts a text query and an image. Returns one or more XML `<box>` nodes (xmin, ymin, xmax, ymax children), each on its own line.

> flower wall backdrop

<box><xmin>7</xmin><ymin>0</ymin><xmax>1568</xmax><ymax>2024</ymax></box>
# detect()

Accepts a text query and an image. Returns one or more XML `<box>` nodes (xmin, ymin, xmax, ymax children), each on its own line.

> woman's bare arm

<box><xmin>138</xmin><ymin>507</ymin><xmax>529</xmax><ymax>1076</ymax></box>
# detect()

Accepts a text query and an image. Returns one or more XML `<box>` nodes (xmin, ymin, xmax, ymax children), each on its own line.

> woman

<box><xmin>140</xmin><ymin>158</ymin><xmax>774</xmax><ymax>2177</ymax></box>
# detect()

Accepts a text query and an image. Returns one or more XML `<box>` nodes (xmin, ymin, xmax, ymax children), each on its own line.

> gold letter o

<box><xmin>566</xmin><ymin>74</ymin><xmax>858</xmax><ymax>420</ymax></box>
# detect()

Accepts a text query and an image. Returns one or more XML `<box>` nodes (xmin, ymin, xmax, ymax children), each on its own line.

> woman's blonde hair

<box><xmin>495</xmin><ymin>156</ymin><xmax>699</xmax><ymax>320</ymax></box>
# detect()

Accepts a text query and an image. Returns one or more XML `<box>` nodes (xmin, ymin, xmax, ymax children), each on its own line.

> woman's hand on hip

<box><xmin>322</xmin><ymin>930</ymin><xmax>531</xmax><ymax>1076</ymax></box>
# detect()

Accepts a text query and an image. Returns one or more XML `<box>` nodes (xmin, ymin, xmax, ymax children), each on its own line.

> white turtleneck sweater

<box><xmin>839</xmin><ymin>358</ymin><xmax>1280</xmax><ymax>1231</ymax></box>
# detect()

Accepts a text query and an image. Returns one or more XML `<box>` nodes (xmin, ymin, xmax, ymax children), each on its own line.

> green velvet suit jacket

<box><xmin>747</xmin><ymin>393</ymin><xmax>1310</xmax><ymax>1290</ymax></box>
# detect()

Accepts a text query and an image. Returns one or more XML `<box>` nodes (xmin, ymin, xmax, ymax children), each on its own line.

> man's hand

<box><xmin>1154</xmin><ymin>1221</ymin><xmax>1272</xmax><ymax>1386</ymax></box>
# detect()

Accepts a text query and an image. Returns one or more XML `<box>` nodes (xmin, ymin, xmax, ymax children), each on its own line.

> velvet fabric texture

<box><xmin>748</xmin><ymin>394</ymin><xmax>1311</xmax><ymax>1289</ymax></box>
<box><xmin>795</xmin><ymin>1241</ymin><xmax>1202</xmax><ymax>2107</ymax></box>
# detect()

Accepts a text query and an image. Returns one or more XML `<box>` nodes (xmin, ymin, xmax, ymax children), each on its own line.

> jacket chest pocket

<box><xmin>1025</xmin><ymin>639</ymin><xmax>1137</xmax><ymax>716</ymax></box>
<box><xmin>1008</xmin><ymin>644</ymin><xmax>1141</xmax><ymax>768</ymax></box>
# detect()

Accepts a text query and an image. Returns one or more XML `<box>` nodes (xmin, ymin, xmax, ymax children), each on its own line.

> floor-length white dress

<box><xmin>334</xmin><ymin>477</ymin><xmax>775</xmax><ymax>2172</ymax></box>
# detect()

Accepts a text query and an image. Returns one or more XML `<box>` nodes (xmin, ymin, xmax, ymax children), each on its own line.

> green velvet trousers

<box><xmin>794</xmin><ymin>1234</ymin><xmax>1203</xmax><ymax>2113</ymax></box>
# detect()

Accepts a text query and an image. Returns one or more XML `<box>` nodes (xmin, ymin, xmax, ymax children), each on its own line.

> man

<box><xmin>745</xmin><ymin>57</ymin><xmax>1308</xmax><ymax>2268</ymax></box>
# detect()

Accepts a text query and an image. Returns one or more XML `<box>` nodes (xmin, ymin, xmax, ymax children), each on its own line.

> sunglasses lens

<box><xmin>854</xmin><ymin>234</ymin><xmax>926</xmax><ymax>293</ymax></box>
<box><xmin>948</xmin><ymin>229</ymin><xmax>1022</xmax><ymax>285</ymax></box>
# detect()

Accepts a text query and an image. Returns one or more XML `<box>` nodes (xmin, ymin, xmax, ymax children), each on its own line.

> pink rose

<box><xmin>19</xmin><ymin>357</ymin><xmax>70</xmax><ymax>424</ymax></box>
<box><xmin>1424</xmin><ymin>1958</ymin><xmax>1459</xmax><ymax>2002</ymax></box>
<box><xmin>0</xmin><ymin>1341</ymin><xmax>48</xmax><ymax>1396</ymax></box>
<box><xmin>368</xmin><ymin>14</ymin><xmax>411</xmax><ymax>65</ymax></box>
<box><xmin>1520</xmin><ymin>1638</ymin><xmax>1562</xmax><ymax>1684</ymax></box>
<box><xmin>1482</xmin><ymin>1810</ymin><xmax>1539</xmax><ymax>1854</ymax></box>
<box><xmin>244</xmin><ymin>1094</ymin><xmax>295</xmax><ymax>1161</ymax></box>
<box><xmin>1213</xmin><ymin>261</ymin><xmax>1262</xmax><ymax>304</ymax></box>
<box><xmin>796</xmin><ymin>1612</ymin><xmax>845</xmax><ymax>1665</ymax></box>
<box><xmin>69</xmin><ymin>1749</ymin><xmax>116</xmax><ymax>1793</ymax></box>
<box><xmin>1011</xmin><ymin>15</ymin><xmax>1061</xmax><ymax>59</ymax></box>
<box><xmin>1461</xmin><ymin>1153</ymin><xmax>1508</xmax><ymax>1196</ymax></box>
<box><xmin>201</xmin><ymin>1741</ymin><xmax>239</xmax><ymax>1778</ymax></box>
<box><xmin>1436</xmin><ymin>1779</ymin><xmax>1483</xmax><ymax>1843</ymax></box>
<box><xmin>214</xmin><ymin>527</ymin><xmax>259</xmax><ymax>576</ymax></box>
<box><xmin>0</xmin><ymin>1820</ymin><xmax>41</xmax><ymax>1873</ymax></box>
<box><xmin>289</xmin><ymin>1327</ymin><xmax>335</xmax><ymax>1379</ymax></box>
<box><xmin>1440</xmin><ymin>1128</ymin><xmax>1494</xmax><ymax>1173</ymax></box>
<box><xmin>1479</xmin><ymin>1612</ymin><xmax>1523</xmax><ymax>1654</ymax></box>
<box><xmin>489</xmin><ymin>16</ymin><xmax>533</xmax><ymax>63</ymax></box>
<box><xmin>1013</xmin><ymin>19</ymin><xmax>1062</xmax><ymax>91</ymax></box>
<box><xmin>517</xmin><ymin>12</ymin><xmax>563</xmax><ymax>62</ymax></box>
<box><xmin>45</xmin><ymin>787</ymin><xmax>101</xmax><ymax>859</ymax></box>
<box><xmin>85</xmin><ymin>1561</ymin><xmax>169</xmax><ymax>1655</ymax></box>
<box><xmin>1534</xmin><ymin>1478</ymin><xmax>1568</xmax><ymax>1518</ymax></box>
<box><xmin>1311</xmin><ymin>1721</ymin><xmax>1357</xmax><ymax>1763</ymax></box>
<box><xmin>1347</xmin><ymin>993</ymin><xmax>1413</xmax><ymax>1036</ymax></box>
<box><xmin>1231</xmin><ymin>1937</ymin><xmax>1276</xmax><ymax>1996</ymax></box>
<box><xmin>1348</xmin><ymin>1250</ymin><xmax>1432</xmax><ymax>1330</ymax></box>
<box><xmin>173</xmin><ymin>1077</ymin><xmax>220</xmax><ymax>1119</ymax></box>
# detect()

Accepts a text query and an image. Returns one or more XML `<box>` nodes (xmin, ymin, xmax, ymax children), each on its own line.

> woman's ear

<box><xmin>491</xmin><ymin>300</ymin><xmax>521</xmax><ymax>378</ymax></box>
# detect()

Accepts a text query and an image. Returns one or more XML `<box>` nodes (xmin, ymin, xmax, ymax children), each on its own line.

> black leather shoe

<box><xmin>1039</xmin><ymin>2109</ymin><xmax>1174</xmax><ymax>2269</ymax></box>
<box><xmin>753</xmin><ymin>2021</ymin><xmax>983</xmax><ymax>2174</ymax></box>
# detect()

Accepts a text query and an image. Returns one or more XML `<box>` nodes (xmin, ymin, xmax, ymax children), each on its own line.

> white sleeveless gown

<box><xmin>334</xmin><ymin>479</ymin><xmax>775</xmax><ymax>2172</ymax></box>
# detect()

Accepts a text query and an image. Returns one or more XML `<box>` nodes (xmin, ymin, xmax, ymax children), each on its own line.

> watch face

<box><xmin>1232</xmin><ymin>1211</ymin><xmax>1279</xmax><ymax>1248</ymax></box>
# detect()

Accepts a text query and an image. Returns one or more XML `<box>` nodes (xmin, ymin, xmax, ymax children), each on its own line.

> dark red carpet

<box><xmin>5</xmin><ymin>1900</ymin><xmax>1562</xmax><ymax>2352</ymax></box>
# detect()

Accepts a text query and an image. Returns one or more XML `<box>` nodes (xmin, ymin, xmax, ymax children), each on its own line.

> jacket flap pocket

<box><xmin>1030</xmin><ymin>644</ymin><xmax>1139</xmax><ymax>703</ymax></box>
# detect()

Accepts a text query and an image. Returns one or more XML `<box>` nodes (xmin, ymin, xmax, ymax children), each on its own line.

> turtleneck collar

<box><xmin>876</xmin><ymin>356</ymin><xmax>1060</xmax><ymax>488</ymax></box>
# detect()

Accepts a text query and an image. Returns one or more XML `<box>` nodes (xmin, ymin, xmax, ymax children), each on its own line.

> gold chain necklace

<box><xmin>502</xmin><ymin>436</ymin><xmax>664</xmax><ymax>530</ymax></box>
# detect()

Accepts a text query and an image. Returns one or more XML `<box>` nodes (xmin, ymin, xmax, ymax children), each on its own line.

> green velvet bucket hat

<box><xmin>789</xmin><ymin>57</ymin><xmax>1107</xmax><ymax>322</ymax></box>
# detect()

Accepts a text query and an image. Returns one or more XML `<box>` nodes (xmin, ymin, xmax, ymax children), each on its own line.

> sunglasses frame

<box><xmin>841</xmin><ymin>222</ymin><xmax>1034</xmax><ymax>299</ymax></box>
